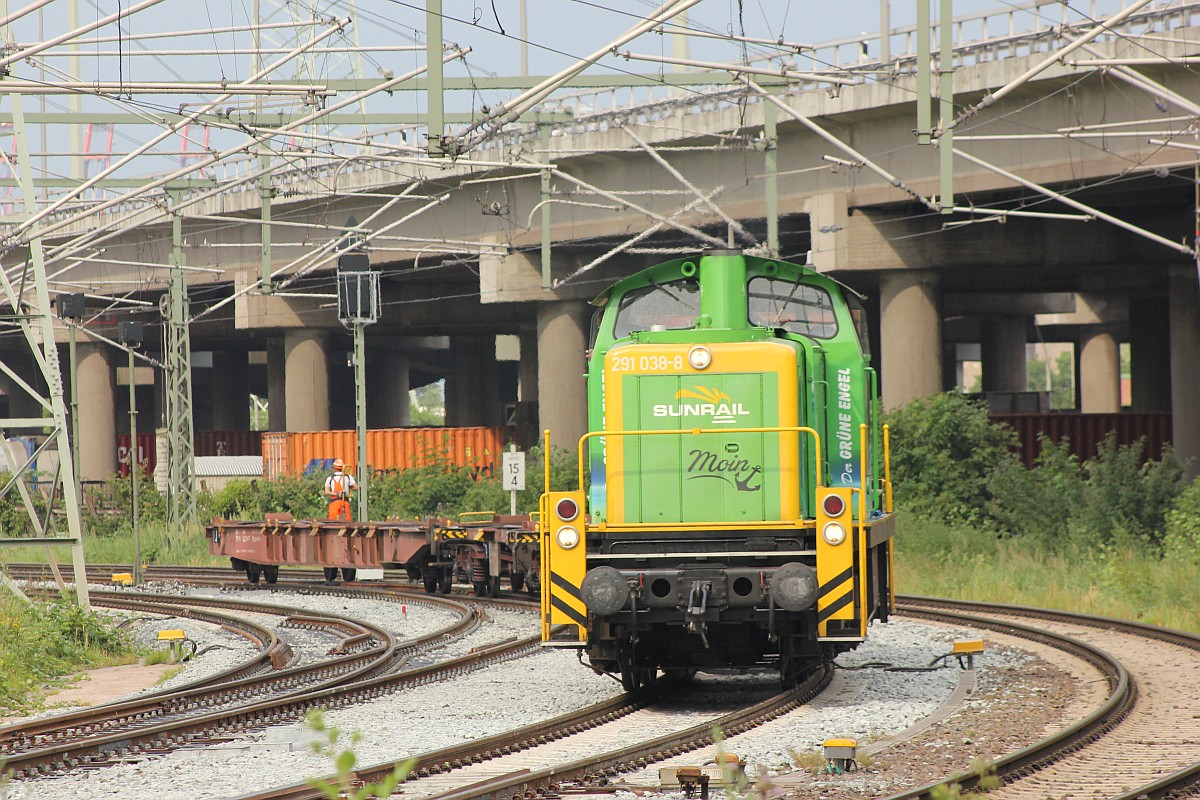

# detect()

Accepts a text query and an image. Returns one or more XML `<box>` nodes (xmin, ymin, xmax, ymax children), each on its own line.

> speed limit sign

<box><xmin>502</xmin><ymin>449</ymin><xmax>526</xmax><ymax>491</ymax></box>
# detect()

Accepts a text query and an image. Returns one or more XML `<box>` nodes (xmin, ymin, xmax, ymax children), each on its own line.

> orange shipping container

<box><xmin>261</xmin><ymin>427</ymin><xmax>504</xmax><ymax>480</ymax></box>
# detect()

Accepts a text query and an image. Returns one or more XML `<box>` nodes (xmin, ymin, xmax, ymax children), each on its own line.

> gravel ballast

<box><xmin>10</xmin><ymin>609</ymin><xmax>1052</xmax><ymax>800</ymax></box>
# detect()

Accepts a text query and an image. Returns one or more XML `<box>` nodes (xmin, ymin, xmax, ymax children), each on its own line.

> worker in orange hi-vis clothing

<box><xmin>323</xmin><ymin>459</ymin><xmax>357</xmax><ymax>521</ymax></box>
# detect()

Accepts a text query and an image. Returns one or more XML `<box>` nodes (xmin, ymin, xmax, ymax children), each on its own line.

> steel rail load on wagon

<box><xmin>539</xmin><ymin>250</ymin><xmax>897</xmax><ymax>690</ymax></box>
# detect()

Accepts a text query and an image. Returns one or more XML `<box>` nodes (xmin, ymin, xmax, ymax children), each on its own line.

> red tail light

<box><xmin>556</xmin><ymin>497</ymin><xmax>579</xmax><ymax>522</ymax></box>
<box><xmin>822</xmin><ymin>493</ymin><xmax>845</xmax><ymax>518</ymax></box>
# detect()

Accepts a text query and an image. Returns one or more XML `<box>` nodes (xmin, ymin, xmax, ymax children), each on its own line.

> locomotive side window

<box><xmin>747</xmin><ymin>276</ymin><xmax>837</xmax><ymax>339</ymax></box>
<box><xmin>612</xmin><ymin>278</ymin><xmax>699</xmax><ymax>339</ymax></box>
<box><xmin>846</xmin><ymin>293</ymin><xmax>871</xmax><ymax>356</ymax></box>
<box><xmin>589</xmin><ymin>305</ymin><xmax>604</xmax><ymax>351</ymax></box>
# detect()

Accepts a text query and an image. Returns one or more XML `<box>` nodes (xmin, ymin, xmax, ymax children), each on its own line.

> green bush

<box><xmin>1164</xmin><ymin>476</ymin><xmax>1200</xmax><ymax>560</ymax></box>
<box><xmin>200</xmin><ymin>475</ymin><xmax>325</xmax><ymax>521</ymax></box>
<box><xmin>193</xmin><ymin>444</ymin><xmax>583</xmax><ymax>523</ymax></box>
<box><xmin>883</xmin><ymin>392</ymin><xmax>1018</xmax><ymax>527</ymax></box>
<box><xmin>988</xmin><ymin>436</ymin><xmax>1082</xmax><ymax>546</ymax></box>
<box><xmin>0</xmin><ymin>594</ymin><xmax>136</xmax><ymax>714</ymax></box>
<box><xmin>456</xmin><ymin>446</ymin><xmax>580</xmax><ymax>515</ymax></box>
<box><xmin>886</xmin><ymin>394</ymin><xmax>1187</xmax><ymax>550</ymax></box>
<box><xmin>1072</xmin><ymin>436</ymin><xmax>1184</xmax><ymax>548</ymax></box>
<box><xmin>0</xmin><ymin>471</ymin><xmax>45</xmax><ymax>535</ymax></box>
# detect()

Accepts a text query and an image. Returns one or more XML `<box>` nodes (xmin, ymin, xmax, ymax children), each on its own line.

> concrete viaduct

<box><xmin>3</xmin><ymin>3</ymin><xmax>1199</xmax><ymax>481</ymax></box>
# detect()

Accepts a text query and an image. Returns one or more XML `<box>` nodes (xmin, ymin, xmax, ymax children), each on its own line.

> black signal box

<box><xmin>57</xmin><ymin>293</ymin><xmax>86</xmax><ymax>319</ymax></box>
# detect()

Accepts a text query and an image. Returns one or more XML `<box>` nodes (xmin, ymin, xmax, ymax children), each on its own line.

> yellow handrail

<box><xmin>576</xmin><ymin>426</ymin><xmax>824</xmax><ymax>492</ymax></box>
<box><xmin>883</xmin><ymin>423</ymin><xmax>893</xmax><ymax>513</ymax></box>
<box><xmin>858</xmin><ymin>423</ymin><xmax>869</xmax><ymax>638</ymax></box>
<box><xmin>542</xmin><ymin>428</ymin><xmax>551</xmax><ymax>502</ymax></box>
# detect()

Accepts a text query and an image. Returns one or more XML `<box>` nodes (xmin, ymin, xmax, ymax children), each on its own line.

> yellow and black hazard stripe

<box><xmin>436</xmin><ymin>527</ymin><xmax>486</xmax><ymax>541</ymax></box>
<box><xmin>549</xmin><ymin>571</ymin><xmax>587</xmax><ymax>628</ymax></box>
<box><xmin>816</xmin><ymin>565</ymin><xmax>854</xmax><ymax>626</ymax></box>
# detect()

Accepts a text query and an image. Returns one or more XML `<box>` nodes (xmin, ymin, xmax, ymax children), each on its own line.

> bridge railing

<box><xmin>18</xmin><ymin>0</ymin><xmax>1200</xmax><ymax>234</ymax></box>
<box><xmin>513</xmin><ymin>0</ymin><xmax>1200</xmax><ymax>144</ymax></box>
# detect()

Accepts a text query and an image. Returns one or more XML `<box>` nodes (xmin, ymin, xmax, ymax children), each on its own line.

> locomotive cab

<box><xmin>541</xmin><ymin>250</ymin><xmax>895</xmax><ymax>691</ymax></box>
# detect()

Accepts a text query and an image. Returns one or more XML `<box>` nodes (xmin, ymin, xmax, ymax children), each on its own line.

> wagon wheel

<box><xmin>423</xmin><ymin>573</ymin><xmax>439</xmax><ymax>594</ymax></box>
<box><xmin>323</xmin><ymin>567</ymin><xmax>339</xmax><ymax>584</ymax></box>
<box><xmin>438</xmin><ymin>572</ymin><xmax>453</xmax><ymax>593</ymax></box>
<box><xmin>246</xmin><ymin>564</ymin><xmax>262</xmax><ymax>585</ymax></box>
<box><xmin>263</xmin><ymin>565</ymin><xmax>279</xmax><ymax>585</ymax></box>
<box><xmin>472</xmin><ymin>580</ymin><xmax>489</xmax><ymax>597</ymax></box>
<box><xmin>509</xmin><ymin>572</ymin><xmax>525</xmax><ymax>593</ymax></box>
<box><xmin>341</xmin><ymin>568</ymin><xmax>357</xmax><ymax>582</ymax></box>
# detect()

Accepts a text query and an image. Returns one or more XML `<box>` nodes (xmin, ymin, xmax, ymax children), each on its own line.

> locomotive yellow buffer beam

<box><xmin>541</xmin><ymin>490</ymin><xmax>588</xmax><ymax>645</ymax></box>
<box><xmin>816</xmin><ymin>487</ymin><xmax>858</xmax><ymax>639</ymax></box>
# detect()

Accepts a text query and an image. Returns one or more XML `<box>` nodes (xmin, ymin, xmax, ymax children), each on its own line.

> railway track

<box><xmin>240</xmin><ymin>669</ymin><xmax>833</xmax><ymax>800</ymax></box>
<box><xmin>0</xmin><ymin>584</ymin><xmax>533</xmax><ymax>780</ymax></box>
<box><xmin>8</xmin><ymin>565</ymin><xmax>1199</xmax><ymax>800</ymax></box>
<box><xmin>228</xmin><ymin>596</ymin><xmax>1200</xmax><ymax>800</ymax></box>
<box><xmin>0</xmin><ymin>589</ymin><xmax>415</xmax><ymax>758</ymax></box>
<box><xmin>892</xmin><ymin>597</ymin><xmax>1200</xmax><ymax>800</ymax></box>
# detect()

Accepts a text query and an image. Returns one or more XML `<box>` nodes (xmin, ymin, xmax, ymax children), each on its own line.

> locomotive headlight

<box><xmin>555</xmin><ymin>525</ymin><xmax>580</xmax><ymax>550</ymax></box>
<box><xmin>687</xmin><ymin>345</ymin><xmax>712</xmax><ymax>370</ymax></box>
<box><xmin>821</xmin><ymin>521</ymin><xmax>847</xmax><ymax>546</ymax></box>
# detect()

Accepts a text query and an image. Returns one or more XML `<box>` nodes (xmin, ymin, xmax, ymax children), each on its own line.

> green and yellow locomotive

<box><xmin>540</xmin><ymin>249</ymin><xmax>895</xmax><ymax>689</ymax></box>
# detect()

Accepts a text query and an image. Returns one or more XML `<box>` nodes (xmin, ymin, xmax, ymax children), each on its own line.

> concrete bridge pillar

<box><xmin>76</xmin><ymin>343</ymin><xmax>117</xmax><ymax>480</ymax></box>
<box><xmin>284</xmin><ymin>330</ymin><xmax>330</xmax><ymax>431</ymax></box>
<box><xmin>267</xmin><ymin>337</ymin><xmax>286</xmax><ymax>432</ymax></box>
<box><xmin>1169</xmin><ymin>267</ymin><xmax>1200</xmax><ymax>470</ymax></box>
<box><xmin>446</xmin><ymin>336</ymin><xmax>498</xmax><ymax>427</ymax></box>
<box><xmin>368</xmin><ymin>350</ymin><xmax>410</xmax><ymax>428</ymax></box>
<box><xmin>981</xmin><ymin>316</ymin><xmax>1027</xmax><ymax>392</ymax></box>
<box><xmin>1078</xmin><ymin>327</ymin><xmax>1120</xmax><ymax>413</ymax></box>
<box><xmin>1130</xmin><ymin>293</ymin><xmax>1170</xmax><ymax>411</ymax></box>
<box><xmin>537</xmin><ymin>301</ymin><xmax>589</xmax><ymax>451</ymax></box>
<box><xmin>879</xmin><ymin>270</ymin><xmax>943</xmax><ymax>410</ymax></box>
<box><xmin>518</xmin><ymin>326</ymin><xmax>538</xmax><ymax>403</ymax></box>
<box><xmin>211</xmin><ymin>350</ymin><xmax>250</xmax><ymax>430</ymax></box>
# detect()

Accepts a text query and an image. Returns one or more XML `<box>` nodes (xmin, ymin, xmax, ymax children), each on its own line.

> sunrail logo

<box><xmin>652</xmin><ymin>386</ymin><xmax>749</xmax><ymax>425</ymax></box>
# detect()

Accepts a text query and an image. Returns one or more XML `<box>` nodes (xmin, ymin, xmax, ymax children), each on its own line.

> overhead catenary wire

<box><xmin>449</xmin><ymin>0</ymin><xmax>706</xmax><ymax>152</ymax></box>
<box><xmin>3</xmin><ymin>42</ymin><xmax>471</xmax><ymax>267</ymax></box>
<box><xmin>1</xmin><ymin>18</ymin><xmax>355</xmax><ymax>250</ymax></box>
<box><xmin>620</xmin><ymin>123</ymin><xmax>756</xmax><ymax>245</ymax></box>
<box><xmin>953</xmin><ymin>146</ymin><xmax>1195</xmax><ymax>257</ymax></box>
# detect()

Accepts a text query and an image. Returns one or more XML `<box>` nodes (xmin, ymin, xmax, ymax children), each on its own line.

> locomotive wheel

<box><xmin>423</xmin><ymin>574</ymin><xmax>439</xmax><ymax>594</ymax></box>
<box><xmin>323</xmin><ymin>567</ymin><xmax>339</xmax><ymax>584</ymax></box>
<box><xmin>341</xmin><ymin>568</ymin><xmax>357</xmax><ymax>582</ymax></box>
<box><xmin>246</xmin><ymin>564</ymin><xmax>262</xmax><ymax>585</ymax></box>
<box><xmin>263</xmin><ymin>565</ymin><xmax>279</xmax><ymax>585</ymax></box>
<box><xmin>509</xmin><ymin>572</ymin><xmax>525</xmax><ymax>593</ymax></box>
<box><xmin>620</xmin><ymin>665</ymin><xmax>656</xmax><ymax>694</ymax></box>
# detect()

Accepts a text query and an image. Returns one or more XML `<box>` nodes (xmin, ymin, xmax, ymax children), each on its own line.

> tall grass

<box><xmin>894</xmin><ymin>514</ymin><xmax>1200</xmax><ymax>633</ymax></box>
<box><xmin>0</xmin><ymin>521</ymin><xmax>222</xmax><ymax>569</ymax></box>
